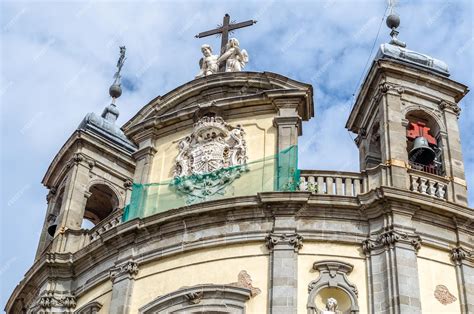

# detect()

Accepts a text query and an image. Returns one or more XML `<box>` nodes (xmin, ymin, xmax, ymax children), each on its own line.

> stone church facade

<box><xmin>5</xmin><ymin>18</ymin><xmax>474</xmax><ymax>314</ymax></box>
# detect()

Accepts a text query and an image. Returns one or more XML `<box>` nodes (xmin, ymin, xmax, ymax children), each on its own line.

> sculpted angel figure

<box><xmin>196</xmin><ymin>44</ymin><xmax>219</xmax><ymax>78</ymax></box>
<box><xmin>217</xmin><ymin>38</ymin><xmax>249</xmax><ymax>72</ymax></box>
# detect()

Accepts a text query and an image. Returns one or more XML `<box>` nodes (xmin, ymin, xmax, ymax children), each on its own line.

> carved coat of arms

<box><xmin>172</xmin><ymin>116</ymin><xmax>247</xmax><ymax>203</ymax></box>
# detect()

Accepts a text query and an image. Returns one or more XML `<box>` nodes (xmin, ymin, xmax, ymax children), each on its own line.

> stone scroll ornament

<box><xmin>172</xmin><ymin>116</ymin><xmax>248</xmax><ymax>204</ymax></box>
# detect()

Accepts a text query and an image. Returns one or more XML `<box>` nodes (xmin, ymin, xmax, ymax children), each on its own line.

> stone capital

<box><xmin>109</xmin><ymin>260</ymin><xmax>139</xmax><ymax>283</ymax></box>
<box><xmin>38</xmin><ymin>291</ymin><xmax>76</xmax><ymax>310</ymax></box>
<box><xmin>439</xmin><ymin>100</ymin><xmax>461</xmax><ymax>117</ymax></box>
<box><xmin>265</xmin><ymin>232</ymin><xmax>303</xmax><ymax>251</ymax></box>
<box><xmin>378</xmin><ymin>82</ymin><xmax>405</xmax><ymax>96</ymax></box>
<box><xmin>450</xmin><ymin>246</ymin><xmax>471</xmax><ymax>265</ymax></box>
<box><xmin>362</xmin><ymin>230</ymin><xmax>421</xmax><ymax>255</ymax></box>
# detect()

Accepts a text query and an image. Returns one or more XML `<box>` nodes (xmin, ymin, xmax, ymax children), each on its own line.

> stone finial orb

<box><xmin>109</xmin><ymin>83</ymin><xmax>122</xmax><ymax>98</ymax></box>
<box><xmin>386</xmin><ymin>14</ymin><xmax>400</xmax><ymax>29</ymax></box>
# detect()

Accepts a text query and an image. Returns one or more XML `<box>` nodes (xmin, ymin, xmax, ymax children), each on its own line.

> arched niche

<box><xmin>83</xmin><ymin>184</ymin><xmax>119</xmax><ymax>227</ymax></box>
<box><xmin>307</xmin><ymin>260</ymin><xmax>359</xmax><ymax>314</ymax></box>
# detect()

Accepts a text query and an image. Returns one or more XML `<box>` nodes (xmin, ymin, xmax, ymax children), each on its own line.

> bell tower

<box><xmin>35</xmin><ymin>47</ymin><xmax>137</xmax><ymax>258</ymax></box>
<box><xmin>346</xmin><ymin>12</ymin><xmax>469</xmax><ymax>205</ymax></box>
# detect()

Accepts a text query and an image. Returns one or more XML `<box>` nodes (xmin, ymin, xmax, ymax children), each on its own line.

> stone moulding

<box><xmin>307</xmin><ymin>260</ymin><xmax>359</xmax><ymax>314</ymax></box>
<box><xmin>74</xmin><ymin>301</ymin><xmax>103</xmax><ymax>314</ymax></box>
<box><xmin>362</xmin><ymin>229</ymin><xmax>421</xmax><ymax>255</ymax></box>
<box><xmin>138</xmin><ymin>284</ymin><xmax>252</xmax><ymax>314</ymax></box>
<box><xmin>265</xmin><ymin>232</ymin><xmax>303</xmax><ymax>251</ymax></box>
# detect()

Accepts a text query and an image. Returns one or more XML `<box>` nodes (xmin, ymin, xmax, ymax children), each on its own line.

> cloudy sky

<box><xmin>1</xmin><ymin>0</ymin><xmax>472</xmax><ymax>307</ymax></box>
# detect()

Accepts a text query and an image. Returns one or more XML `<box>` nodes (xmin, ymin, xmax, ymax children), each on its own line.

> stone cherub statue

<box><xmin>196</xmin><ymin>38</ymin><xmax>249</xmax><ymax>77</ymax></box>
<box><xmin>321</xmin><ymin>297</ymin><xmax>339</xmax><ymax>314</ymax></box>
<box><xmin>217</xmin><ymin>38</ymin><xmax>249</xmax><ymax>72</ymax></box>
<box><xmin>195</xmin><ymin>44</ymin><xmax>219</xmax><ymax>78</ymax></box>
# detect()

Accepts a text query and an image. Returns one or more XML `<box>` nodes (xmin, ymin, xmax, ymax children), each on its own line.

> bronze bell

<box><xmin>409</xmin><ymin>136</ymin><xmax>436</xmax><ymax>165</ymax></box>
<box><xmin>47</xmin><ymin>217</ymin><xmax>58</xmax><ymax>237</ymax></box>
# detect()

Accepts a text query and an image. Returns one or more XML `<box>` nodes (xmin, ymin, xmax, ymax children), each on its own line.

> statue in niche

<box><xmin>196</xmin><ymin>44</ymin><xmax>219</xmax><ymax>78</ymax></box>
<box><xmin>218</xmin><ymin>38</ymin><xmax>249</xmax><ymax>72</ymax></box>
<box><xmin>321</xmin><ymin>297</ymin><xmax>339</xmax><ymax>314</ymax></box>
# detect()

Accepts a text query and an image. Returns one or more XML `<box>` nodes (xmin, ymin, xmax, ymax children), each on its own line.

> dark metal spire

<box><xmin>386</xmin><ymin>0</ymin><xmax>406</xmax><ymax>47</ymax></box>
<box><xmin>109</xmin><ymin>46</ymin><xmax>126</xmax><ymax>101</ymax></box>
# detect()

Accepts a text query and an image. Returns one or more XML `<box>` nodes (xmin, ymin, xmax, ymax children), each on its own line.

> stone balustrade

<box><xmin>298</xmin><ymin>170</ymin><xmax>365</xmax><ymax>196</ymax></box>
<box><xmin>408</xmin><ymin>169</ymin><xmax>448</xmax><ymax>200</ymax></box>
<box><xmin>90</xmin><ymin>208</ymin><xmax>123</xmax><ymax>242</ymax></box>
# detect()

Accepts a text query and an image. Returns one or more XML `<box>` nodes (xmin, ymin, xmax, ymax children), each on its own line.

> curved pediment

<box><xmin>123</xmin><ymin>71</ymin><xmax>313</xmax><ymax>140</ymax></box>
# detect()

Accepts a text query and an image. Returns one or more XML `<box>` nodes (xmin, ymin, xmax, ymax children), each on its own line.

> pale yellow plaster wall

<box><xmin>417</xmin><ymin>246</ymin><xmax>460</xmax><ymax>313</ymax></box>
<box><xmin>130</xmin><ymin>243</ymin><xmax>269</xmax><ymax>313</ymax></box>
<box><xmin>298</xmin><ymin>242</ymin><xmax>368</xmax><ymax>314</ymax></box>
<box><xmin>149</xmin><ymin>114</ymin><xmax>277</xmax><ymax>183</ymax></box>
<box><xmin>74</xmin><ymin>280</ymin><xmax>112</xmax><ymax>313</ymax></box>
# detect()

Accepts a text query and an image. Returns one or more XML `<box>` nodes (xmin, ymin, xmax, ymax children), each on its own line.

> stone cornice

<box><xmin>42</xmin><ymin>130</ymin><xmax>136</xmax><ymax>189</ymax></box>
<box><xmin>125</xmin><ymin>89</ymin><xmax>311</xmax><ymax>143</ymax></box>
<box><xmin>346</xmin><ymin>58</ymin><xmax>468</xmax><ymax>133</ymax></box>
<box><xmin>123</xmin><ymin>71</ymin><xmax>314</xmax><ymax>133</ymax></box>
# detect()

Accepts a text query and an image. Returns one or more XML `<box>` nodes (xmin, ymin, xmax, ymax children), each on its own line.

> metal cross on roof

<box><xmin>195</xmin><ymin>13</ymin><xmax>256</xmax><ymax>71</ymax></box>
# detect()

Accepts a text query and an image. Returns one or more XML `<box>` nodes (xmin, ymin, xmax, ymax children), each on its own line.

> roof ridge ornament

<box><xmin>109</xmin><ymin>46</ymin><xmax>126</xmax><ymax>103</ymax></box>
<box><xmin>386</xmin><ymin>0</ymin><xmax>406</xmax><ymax>48</ymax></box>
<box><xmin>103</xmin><ymin>46</ymin><xmax>126</xmax><ymax>123</ymax></box>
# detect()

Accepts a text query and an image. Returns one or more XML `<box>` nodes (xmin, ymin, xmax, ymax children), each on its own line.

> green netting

<box><xmin>123</xmin><ymin>145</ymin><xmax>299</xmax><ymax>222</ymax></box>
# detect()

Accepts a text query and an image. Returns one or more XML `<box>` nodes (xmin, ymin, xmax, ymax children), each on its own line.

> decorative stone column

<box><xmin>109</xmin><ymin>260</ymin><xmax>139</xmax><ymax>314</ymax></box>
<box><xmin>362</xmin><ymin>229</ymin><xmax>422</xmax><ymax>313</ymax></box>
<box><xmin>266</xmin><ymin>232</ymin><xmax>303</xmax><ymax>314</ymax></box>
<box><xmin>451</xmin><ymin>247</ymin><xmax>474</xmax><ymax>313</ymax></box>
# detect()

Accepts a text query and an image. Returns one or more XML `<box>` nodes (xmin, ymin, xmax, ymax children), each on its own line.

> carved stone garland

<box><xmin>173</xmin><ymin>116</ymin><xmax>248</xmax><ymax>204</ymax></box>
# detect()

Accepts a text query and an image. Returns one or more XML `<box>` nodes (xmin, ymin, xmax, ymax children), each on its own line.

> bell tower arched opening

<box><xmin>405</xmin><ymin>110</ymin><xmax>444</xmax><ymax>176</ymax></box>
<box><xmin>82</xmin><ymin>184</ymin><xmax>119</xmax><ymax>228</ymax></box>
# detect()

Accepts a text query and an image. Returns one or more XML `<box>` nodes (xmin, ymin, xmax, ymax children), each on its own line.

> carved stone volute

<box><xmin>362</xmin><ymin>230</ymin><xmax>421</xmax><ymax>255</ymax></box>
<box><xmin>265</xmin><ymin>233</ymin><xmax>303</xmax><ymax>251</ymax></box>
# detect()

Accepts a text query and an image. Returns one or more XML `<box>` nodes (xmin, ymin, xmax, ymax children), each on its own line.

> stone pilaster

<box><xmin>266</xmin><ymin>232</ymin><xmax>303</xmax><ymax>314</ymax></box>
<box><xmin>132</xmin><ymin>145</ymin><xmax>157</xmax><ymax>184</ymax></box>
<box><xmin>362</xmin><ymin>229</ymin><xmax>422</xmax><ymax>314</ymax></box>
<box><xmin>109</xmin><ymin>260</ymin><xmax>139</xmax><ymax>314</ymax></box>
<box><xmin>378</xmin><ymin>83</ymin><xmax>409</xmax><ymax>190</ymax></box>
<box><xmin>451</xmin><ymin>247</ymin><xmax>474</xmax><ymax>313</ymax></box>
<box><xmin>273</xmin><ymin>98</ymin><xmax>301</xmax><ymax>191</ymax></box>
<box><xmin>439</xmin><ymin>100</ymin><xmax>468</xmax><ymax>205</ymax></box>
